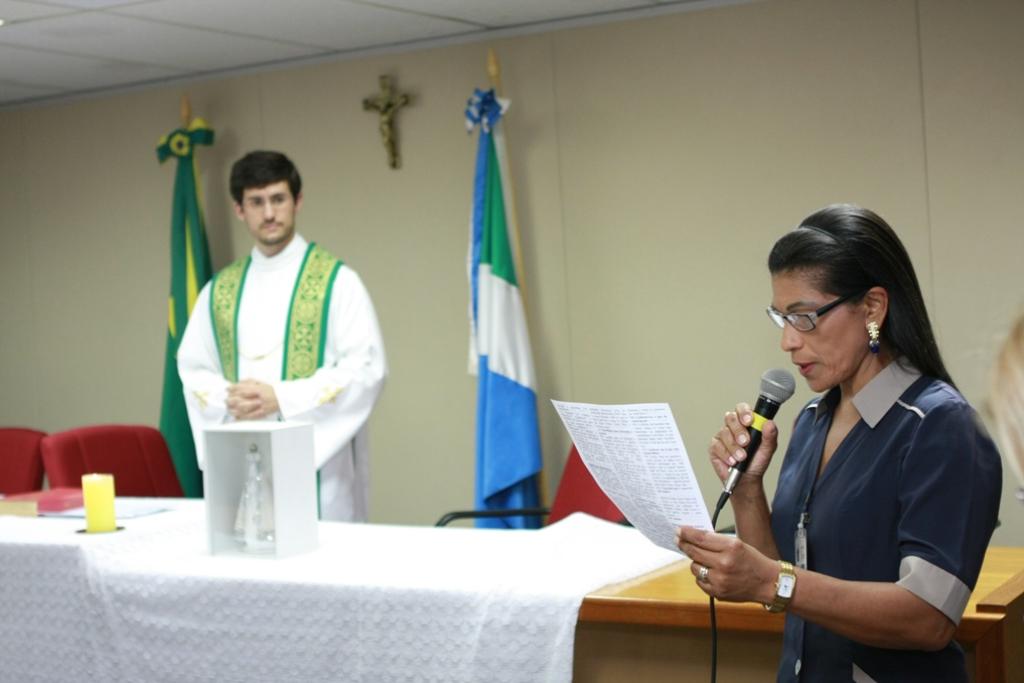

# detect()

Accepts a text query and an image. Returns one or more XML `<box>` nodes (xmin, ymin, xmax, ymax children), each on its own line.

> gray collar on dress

<box><xmin>812</xmin><ymin>360</ymin><xmax>922</xmax><ymax>428</ymax></box>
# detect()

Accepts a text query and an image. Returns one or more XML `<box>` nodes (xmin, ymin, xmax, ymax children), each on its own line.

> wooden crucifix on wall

<box><xmin>362</xmin><ymin>75</ymin><xmax>412</xmax><ymax>169</ymax></box>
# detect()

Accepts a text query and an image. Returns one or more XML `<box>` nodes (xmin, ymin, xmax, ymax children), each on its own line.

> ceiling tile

<box><xmin>0</xmin><ymin>0</ymin><xmax>749</xmax><ymax>108</ymax></box>
<box><xmin>0</xmin><ymin>78</ymin><xmax>61</xmax><ymax>104</ymax></box>
<box><xmin>0</xmin><ymin>12</ymin><xmax>322</xmax><ymax>71</ymax></box>
<box><xmin>0</xmin><ymin>43</ymin><xmax>183</xmax><ymax>90</ymax></box>
<box><xmin>0</xmin><ymin>0</ymin><xmax>76</xmax><ymax>22</ymax></box>
<box><xmin>116</xmin><ymin>0</ymin><xmax>479</xmax><ymax>51</ymax></box>
<box><xmin>368</xmin><ymin>0</ymin><xmax>657</xmax><ymax>27</ymax></box>
<box><xmin>33</xmin><ymin>0</ymin><xmax>155</xmax><ymax>8</ymax></box>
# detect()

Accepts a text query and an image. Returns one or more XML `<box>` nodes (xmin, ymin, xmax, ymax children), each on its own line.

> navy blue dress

<box><xmin>769</xmin><ymin>362</ymin><xmax>1002</xmax><ymax>682</ymax></box>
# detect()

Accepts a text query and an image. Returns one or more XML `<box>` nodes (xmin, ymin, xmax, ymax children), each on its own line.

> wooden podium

<box><xmin>576</xmin><ymin>546</ymin><xmax>1024</xmax><ymax>683</ymax></box>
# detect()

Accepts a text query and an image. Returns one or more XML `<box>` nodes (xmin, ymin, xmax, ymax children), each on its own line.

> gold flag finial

<box><xmin>487</xmin><ymin>48</ymin><xmax>502</xmax><ymax>95</ymax></box>
<box><xmin>180</xmin><ymin>94</ymin><xmax>192</xmax><ymax>128</ymax></box>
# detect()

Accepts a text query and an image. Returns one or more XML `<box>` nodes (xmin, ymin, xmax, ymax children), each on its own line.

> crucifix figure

<box><xmin>362</xmin><ymin>75</ymin><xmax>412</xmax><ymax>169</ymax></box>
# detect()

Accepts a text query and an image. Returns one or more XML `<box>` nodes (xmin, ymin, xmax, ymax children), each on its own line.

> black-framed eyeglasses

<box><xmin>766</xmin><ymin>290</ymin><xmax>865</xmax><ymax>332</ymax></box>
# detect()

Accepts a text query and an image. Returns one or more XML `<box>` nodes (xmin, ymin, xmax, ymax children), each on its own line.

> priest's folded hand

<box><xmin>227</xmin><ymin>379</ymin><xmax>281</xmax><ymax>420</ymax></box>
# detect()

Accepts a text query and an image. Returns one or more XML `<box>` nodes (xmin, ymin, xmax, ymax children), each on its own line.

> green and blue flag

<box><xmin>466</xmin><ymin>89</ymin><xmax>542</xmax><ymax>529</ymax></box>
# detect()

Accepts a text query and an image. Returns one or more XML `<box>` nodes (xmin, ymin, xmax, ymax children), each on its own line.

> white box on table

<box><xmin>203</xmin><ymin>421</ymin><xmax>319</xmax><ymax>557</ymax></box>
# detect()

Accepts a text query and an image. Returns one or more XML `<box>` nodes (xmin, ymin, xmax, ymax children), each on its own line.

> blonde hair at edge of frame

<box><xmin>991</xmin><ymin>314</ymin><xmax>1024</xmax><ymax>487</ymax></box>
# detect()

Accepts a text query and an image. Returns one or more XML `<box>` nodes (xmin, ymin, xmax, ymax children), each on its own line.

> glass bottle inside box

<box><xmin>234</xmin><ymin>442</ymin><xmax>275</xmax><ymax>553</ymax></box>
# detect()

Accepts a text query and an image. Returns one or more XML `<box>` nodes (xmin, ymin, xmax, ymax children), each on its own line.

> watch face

<box><xmin>778</xmin><ymin>574</ymin><xmax>796</xmax><ymax>598</ymax></box>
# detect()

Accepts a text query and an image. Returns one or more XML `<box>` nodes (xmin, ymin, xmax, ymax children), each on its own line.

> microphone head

<box><xmin>760</xmin><ymin>368</ymin><xmax>796</xmax><ymax>404</ymax></box>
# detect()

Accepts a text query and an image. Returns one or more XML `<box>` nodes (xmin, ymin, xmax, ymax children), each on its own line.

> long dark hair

<box><xmin>767</xmin><ymin>204</ymin><xmax>954</xmax><ymax>387</ymax></box>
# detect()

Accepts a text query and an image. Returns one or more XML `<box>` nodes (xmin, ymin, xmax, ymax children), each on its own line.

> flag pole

<box><xmin>486</xmin><ymin>48</ymin><xmax>547</xmax><ymax>505</ymax></box>
<box><xmin>180</xmin><ymin>94</ymin><xmax>192</xmax><ymax>128</ymax></box>
<box><xmin>486</xmin><ymin>49</ymin><xmax>529</xmax><ymax>307</ymax></box>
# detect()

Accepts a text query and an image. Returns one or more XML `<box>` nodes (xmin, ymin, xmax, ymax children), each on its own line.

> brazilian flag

<box><xmin>157</xmin><ymin>119</ymin><xmax>214</xmax><ymax>497</ymax></box>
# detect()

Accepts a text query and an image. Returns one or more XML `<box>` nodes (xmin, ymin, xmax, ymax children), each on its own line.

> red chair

<box><xmin>546</xmin><ymin>445</ymin><xmax>624</xmax><ymax>525</ymax></box>
<box><xmin>0</xmin><ymin>428</ymin><xmax>46</xmax><ymax>494</ymax></box>
<box><xmin>41</xmin><ymin>425</ymin><xmax>184</xmax><ymax>497</ymax></box>
<box><xmin>436</xmin><ymin>445</ymin><xmax>625</xmax><ymax>526</ymax></box>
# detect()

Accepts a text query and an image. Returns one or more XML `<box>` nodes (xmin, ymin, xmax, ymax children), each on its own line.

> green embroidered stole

<box><xmin>210</xmin><ymin>257</ymin><xmax>250</xmax><ymax>383</ymax></box>
<box><xmin>210</xmin><ymin>243</ymin><xmax>343</xmax><ymax>382</ymax></box>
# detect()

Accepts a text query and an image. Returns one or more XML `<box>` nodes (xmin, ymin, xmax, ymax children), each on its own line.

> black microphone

<box><xmin>722</xmin><ymin>369</ymin><xmax>796</xmax><ymax>496</ymax></box>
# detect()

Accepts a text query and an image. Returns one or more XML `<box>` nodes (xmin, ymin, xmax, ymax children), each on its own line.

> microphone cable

<box><xmin>707</xmin><ymin>490</ymin><xmax>730</xmax><ymax>683</ymax></box>
<box><xmin>703</xmin><ymin>369</ymin><xmax>795</xmax><ymax>683</ymax></box>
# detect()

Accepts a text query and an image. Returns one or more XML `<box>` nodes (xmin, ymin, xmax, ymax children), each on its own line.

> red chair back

<box><xmin>41</xmin><ymin>425</ymin><xmax>184</xmax><ymax>497</ymax></box>
<box><xmin>0</xmin><ymin>428</ymin><xmax>46</xmax><ymax>494</ymax></box>
<box><xmin>547</xmin><ymin>445</ymin><xmax>625</xmax><ymax>525</ymax></box>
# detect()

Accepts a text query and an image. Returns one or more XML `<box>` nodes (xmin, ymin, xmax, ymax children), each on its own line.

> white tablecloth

<box><xmin>0</xmin><ymin>502</ymin><xmax>679</xmax><ymax>682</ymax></box>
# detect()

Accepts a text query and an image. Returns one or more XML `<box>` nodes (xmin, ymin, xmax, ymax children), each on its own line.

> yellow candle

<box><xmin>82</xmin><ymin>473</ymin><xmax>117</xmax><ymax>533</ymax></box>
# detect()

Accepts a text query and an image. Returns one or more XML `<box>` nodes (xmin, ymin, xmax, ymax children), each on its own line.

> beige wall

<box><xmin>1</xmin><ymin>0</ymin><xmax>1021</xmax><ymax>544</ymax></box>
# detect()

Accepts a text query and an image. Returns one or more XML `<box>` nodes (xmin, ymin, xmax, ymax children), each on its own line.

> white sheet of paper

<box><xmin>551</xmin><ymin>400</ymin><xmax>713</xmax><ymax>553</ymax></box>
<box><xmin>41</xmin><ymin>499</ymin><xmax>171</xmax><ymax>520</ymax></box>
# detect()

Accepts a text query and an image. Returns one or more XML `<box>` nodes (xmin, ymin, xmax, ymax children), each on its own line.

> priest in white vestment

<box><xmin>177</xmin><ymin>151</ymin><xmax>386</xmax><ymax>521</ymax></box>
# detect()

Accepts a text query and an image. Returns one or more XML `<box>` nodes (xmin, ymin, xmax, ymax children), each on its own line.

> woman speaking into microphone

<box><xmin>676</xmin><ymin>204</ymin><xmax>1002</xmax><ymax>682</ymax></box>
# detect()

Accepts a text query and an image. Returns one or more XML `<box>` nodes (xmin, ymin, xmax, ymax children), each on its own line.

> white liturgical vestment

<box><xmin>178</xmin><ymin>235</ymin><xmax>387</xmax><ymax>521</ymax></box>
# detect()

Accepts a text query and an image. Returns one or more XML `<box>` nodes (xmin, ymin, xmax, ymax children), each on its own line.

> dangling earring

<box><xmin>867</xmin><ymin>321</ymin><xmax>881</xmax><ymax>354</ymax></box>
